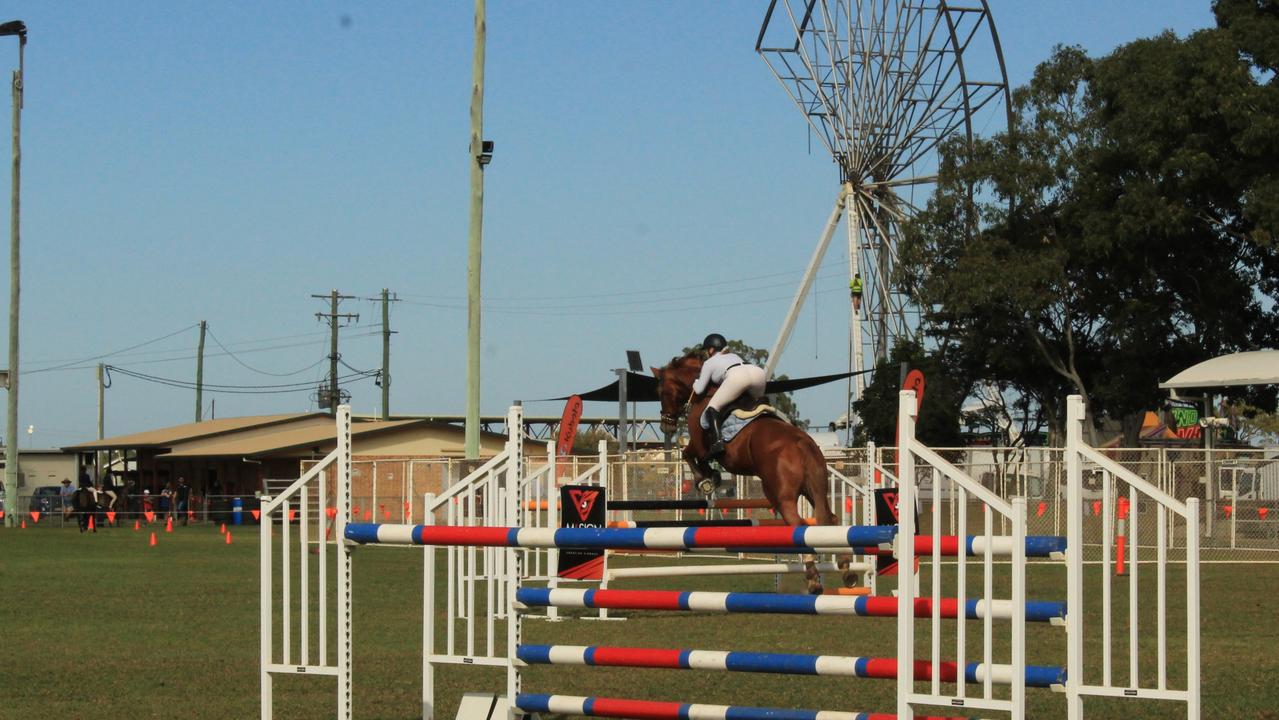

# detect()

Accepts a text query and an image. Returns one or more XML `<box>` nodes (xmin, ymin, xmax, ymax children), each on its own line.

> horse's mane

<box><xmin>666</xmin><ymin>350</ymin><xmax>701</xmax><ymax>367</ymax></box>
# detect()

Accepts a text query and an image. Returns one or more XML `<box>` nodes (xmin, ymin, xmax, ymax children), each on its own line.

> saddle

<box><xmin>724</xmin><ymin>395</ymin><xmax>788</xmax><ymax>424</ymax></box>
<box><xmin>730</xmin><ymin>402</ymin><xmax>786</xmax><ymax>422</ymax></box>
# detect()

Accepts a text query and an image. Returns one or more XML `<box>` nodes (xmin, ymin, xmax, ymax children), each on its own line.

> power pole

<box><xmin>312</xmin><ymin>290</ymin><xmax>358</xmax><ymax>413</ymax></box>
<box><xmin>194</xmin><ymin>320</ymin><xmax>206</xmax><ymax>422</ymax></box>
<box><xmin>2</xmin><ymin>21</ymin><xmax>24</xmax><ymax>528</ymax></box>
<box><xmin>378</xmin><ymin>289</ymin><xmax>398</xmax><ymax>420</ymax></box>
<box><xmin>465</xmin><ymin>0</ymin><xmax>490</xmax><ymax>459</ymax></box>
<box><xmin>96</xmin><ymin>364</ymin><xmax>104</xmax><ymax>440</ymax></box>
<box><xmin>97</xmin><ymin>363</ymin><xmax>105</xmax><ymax>480</ymax></box>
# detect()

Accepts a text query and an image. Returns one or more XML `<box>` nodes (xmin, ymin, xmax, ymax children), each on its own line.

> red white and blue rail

<box><xmin>344</xmin><ymin>523</ymin><xmax>896</xmax><ymax>550</ymax></box>
<box><xmin>344</xmin><ymin>523</ymin><xmax>1065</xmax><ymax>557</ymax></box>
<box><xmin>514</xmin><ymin>588</ymin><xmax>1067</xmax><ymax>624</ymax></box>
<box><xmin>515</xmin><ymin>644</ymin><xmax>1066</xmax><ymax>688</ymax></box>
<box><xmin>515</xmin><ymin>693</ymin><xmax>977</xmax><ymax>720</ymax></box>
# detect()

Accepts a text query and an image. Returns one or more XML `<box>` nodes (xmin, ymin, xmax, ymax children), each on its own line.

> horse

<box><xmin>69</xmin><ymin>488</ymin><xmax>101</xmax><ymax>532</ymax></box>
<box><xmin>652</xmin><ymin>351</ymin><xmax>859</xmax><ymax>595</ymax></box>
<box><xmin>67</xmin><ymin>486</ymin><xmax>126</xmax><ymax>532</ymax></box>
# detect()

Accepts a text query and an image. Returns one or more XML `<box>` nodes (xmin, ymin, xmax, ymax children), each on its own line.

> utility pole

<box><xmin>2</xmin><ymin>20</ymin><xmax>25</xmax><ymax>528</ymax></box>
<box><xmin>194</xmin><ymin>320</ymin><xmax>206</xmax><ymax>422</ymax></box>
<box><xmin>312</xmin><ymin>290</ymin><xmax>358</xmax><ymax>413</ymax></box>
<box><xmin>465</xmin><ymin>0</ymin><xmax>491</xmax><ymax>459</ymax></box>
<box><xmin>97</xmin><ymin>364</ymin><xmax>104</xmax><ymax>440</ymax></box>
<box><xmin>378</xmin><ymin>289</ymin><xmax>398</xmax><ymax>421</ymax></box>
<box><xmin>97</xmin><ymin>363</ymin><xmax>105</xmax><ymax>481</ymax></box>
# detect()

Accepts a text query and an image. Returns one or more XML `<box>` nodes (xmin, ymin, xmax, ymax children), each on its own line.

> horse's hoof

<box><xmin>697</xmin><ymin>479</ymin><xmax>715</xmax><ymax>495</ymax></box>
<box><xmin>807</xmin><ymin>582</ymin><xmax>825</xmax><ymax>596</ymax></box>
<box><xmin>842</xmin><ymin>573</ymin><xmax>860</xmax><ymax>588</ymax></box>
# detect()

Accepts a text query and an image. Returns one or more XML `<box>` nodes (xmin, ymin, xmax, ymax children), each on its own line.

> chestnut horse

<box><xmin>652</xmin><ymin>351</ymin><xmax>858</xmax><ymax>594</ymax></box>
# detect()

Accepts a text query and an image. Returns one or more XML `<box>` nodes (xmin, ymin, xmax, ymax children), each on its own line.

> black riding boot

<box><xmin>705</xmin><ymin>407</ymin><xmax>726</xmax><ymax>460</ymax></box>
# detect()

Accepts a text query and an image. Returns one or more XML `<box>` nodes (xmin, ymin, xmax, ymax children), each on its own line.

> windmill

<box><xmin>756</xmin><ymin>0</ymin><xmax>1013</xmax><ymax>439</ymax></box>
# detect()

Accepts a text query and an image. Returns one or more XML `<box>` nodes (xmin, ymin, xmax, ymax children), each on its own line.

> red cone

<box><xmin>149</xmin><ymin>531</ymin><xmax>157</xmax><ymax>547</ymax></box>
<box><xmin>225</xmin><ymin>529</ymin><xmax>233</xmax><ymax>545</ymax></box>
<box><xmin>134</xmin><ymin>519</ymin><xmax>140</xmax><ymax>531</ymax></box>
<box><xmin>165</xmin><ymin>516</ymin><xmax>174</xmax><ymax>533</ymax></box>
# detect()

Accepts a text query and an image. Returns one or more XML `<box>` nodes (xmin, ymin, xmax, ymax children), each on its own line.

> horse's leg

<box><xmin>776</xmin><ymin>495</ymin><xmax>824</xmax><ymax>595</ymax></box>
<box><xmin>807</xmin><ymin>488</ymin><xmax>859</xmax><ymax>588</ymax></box>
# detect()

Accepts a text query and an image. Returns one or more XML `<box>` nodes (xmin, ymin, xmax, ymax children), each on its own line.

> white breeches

<box><xmin>708</xmin><ymin>364</ymin><xmax>766</xmax><ymax>412</ymax></box>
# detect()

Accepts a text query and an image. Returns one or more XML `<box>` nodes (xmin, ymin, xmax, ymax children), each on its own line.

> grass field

<box><xmin>3</xmin><ymin>522</ymin><xmax>1279</xmax><ymax>720</ymax></box>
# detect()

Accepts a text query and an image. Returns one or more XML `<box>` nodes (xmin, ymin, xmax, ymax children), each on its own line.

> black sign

<box><xmin>555</xmin><ymin>485</ymin><xmax>606</xmax><ymax>579</ymax></box>
<box><xmin>874</xmin><ymin>487</ymin><xmax>919</xmax><ymax>577</ymax></box>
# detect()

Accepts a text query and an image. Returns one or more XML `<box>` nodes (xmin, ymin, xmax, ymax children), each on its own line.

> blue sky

<box><xmin>0</xmin><ymin>1</ymin><xmax>1216</xmax><ymax>446</ymax></box>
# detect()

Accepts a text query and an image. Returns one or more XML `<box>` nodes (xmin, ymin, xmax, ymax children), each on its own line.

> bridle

<box><xmin>660</xmin><ymin>385</ymin><xmax>696</xmax><ymax>429</ymax></box>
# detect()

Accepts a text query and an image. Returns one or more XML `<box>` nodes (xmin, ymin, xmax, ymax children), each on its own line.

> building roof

<box><xmin>62</xmin><ymin>413</ymin><xmax>545</xmax><ymax>460</ymax></box>
<box><xmin>1159</xmin><ymin>350</ymin><xmax>1279</xmax><ymax>390</ymax></box>
<box><xmin>158</xmin><ymin>418</ymin><xmax>424</xmax><ymax>458</ymax></box>
<box><xmin>62</xmin><ymin>413</ymin><xmax>320</xmax><ymax>451</ymax></box>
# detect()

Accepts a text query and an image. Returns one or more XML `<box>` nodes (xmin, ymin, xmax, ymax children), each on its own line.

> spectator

<box><xmin>160</xmin><ymin>481</ymin><xmax>174</xmax><ymax>518</ymax></box>
<box><xmin>59</xmin><ymin>479</ymin><xmax>74</xmax><ymax>512</ymax></box>
<box><xmin>176</xmin><ymin>477</ymin><xmax>191</xmax><ymax>525</ymax></box>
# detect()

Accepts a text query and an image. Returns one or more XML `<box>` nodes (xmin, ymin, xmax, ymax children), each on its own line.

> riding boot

<box><xmin>705</xmin><ymin>407</ymin><xmax>726</xmax><ymax>460</ymax></box>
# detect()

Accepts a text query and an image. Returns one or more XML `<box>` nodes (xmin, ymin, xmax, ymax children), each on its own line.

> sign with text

<box><xmin>555</xmin><ymin>484</ymin><xmax>606</xmax><ymax>580</ymax></box>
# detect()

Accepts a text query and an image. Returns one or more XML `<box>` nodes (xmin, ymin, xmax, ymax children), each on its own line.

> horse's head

<box><xmin>652</xmin><ymin>352</ymin><xmax>703</xmax><ymax>436</ymax></box>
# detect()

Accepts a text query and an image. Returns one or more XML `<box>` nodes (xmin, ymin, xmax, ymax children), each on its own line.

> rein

<box><xmin>661</xmin><ymin>389</ymin><xmax>694</xmax><ymax>427</ymax></box>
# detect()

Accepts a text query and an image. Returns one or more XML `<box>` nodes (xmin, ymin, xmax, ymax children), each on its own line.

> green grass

<box><xmin>3</xmin><ymin>523</ymin><xmax>1278</xmax><ymax>719</ymax></box>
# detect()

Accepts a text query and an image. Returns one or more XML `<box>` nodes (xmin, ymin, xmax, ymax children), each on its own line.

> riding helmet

<box><xmin>702</xmin><ymin>333</ymin><xmax>728</xmax><ymax>352</ymax></box>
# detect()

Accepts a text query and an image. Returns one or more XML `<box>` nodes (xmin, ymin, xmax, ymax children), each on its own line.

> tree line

<box><xmin>858</xmin><ymin>0</ymin><xmax>1278</xmax><ymax>446</ymax></box>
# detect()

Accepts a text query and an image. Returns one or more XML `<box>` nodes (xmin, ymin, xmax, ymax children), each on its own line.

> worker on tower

<box><xmin>849</xmin><ymin>273</ymin><xmax>864</xmax><ymax>312</ymax></box>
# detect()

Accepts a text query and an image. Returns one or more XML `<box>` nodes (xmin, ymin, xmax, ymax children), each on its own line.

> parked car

<box><xmin>29</xmin><ymin>485</ymin><xmax>62</xmax><ymax>514</ymax></box>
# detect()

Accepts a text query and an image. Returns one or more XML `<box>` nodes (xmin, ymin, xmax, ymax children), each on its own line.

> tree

<box><xmin>681</xmin><ymin>339</ymin><xmax>808</xmax><ymax>428</ymax></box>
<box><xmin>899</xmin><ymin>25</ymin><xmax>1279</xmax><ymax>442</ymax></box>
<box><xmin>851</xmin><ymin>340</ymin><xmax>971</xmax><ymax>447</ymax></box>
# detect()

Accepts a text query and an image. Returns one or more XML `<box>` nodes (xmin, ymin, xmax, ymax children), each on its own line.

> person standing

<box><xmin>176</xmin><ymin>477</ymin><xmax>191</xmax><ymax>526</ymax></box>
<box><xmin>59</xmin><ymin>478</ymin><xmax>74</xmax><ymax>513</ymax></box>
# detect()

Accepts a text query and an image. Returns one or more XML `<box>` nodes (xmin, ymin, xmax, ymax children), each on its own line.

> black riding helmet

<box><xmin>702</xmin><ymin>333</ymin><xmax>727</xmax><ymax>353</ymax></box>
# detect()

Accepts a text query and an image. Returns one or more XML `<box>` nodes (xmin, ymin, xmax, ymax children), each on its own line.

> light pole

<box><xmin>0</xmin><ymin>20</ymin><xmax>23</xmax><ymax>529</ymax></box>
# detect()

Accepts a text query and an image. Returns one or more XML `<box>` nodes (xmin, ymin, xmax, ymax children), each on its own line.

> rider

<box><xmin>692</xmin><ymin>333</ymin><xmax>767</xmax><ymax>460</ymax></box>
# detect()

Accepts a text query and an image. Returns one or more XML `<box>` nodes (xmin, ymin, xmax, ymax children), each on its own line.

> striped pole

<box><xmin>343</xmin><ymin>523</ymin><xmax>1066</xmax><ymax>557</ymax></box>
<box><xmin>515</xmin><ymin>644</ymin><xmax>1066</xmax><ymax>688</ymax></box>
<box><xmin>515</xmin><ymin>693</ymin><xmax>974</xmax><ymax>720</ymax></box>
<box><xmin>607</xmin><ymin>518</ymin><xmax>816</xmax><ymax>529</ymax></box>
<box><xmin>514</xmin><ymin>588</ymin><xmax>1066</xmax><ymax>624</ymax></box>
<box><xmin>603</xmin><ymin>562</ymin><xmax>876</xmax><ymax>581</ymax></box>
<box><xmin>344</xmin><ymin>524</ymin><xmax>895</xmax><ymax>550</ymax></box>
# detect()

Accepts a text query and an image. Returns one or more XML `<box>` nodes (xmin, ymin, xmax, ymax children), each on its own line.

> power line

<box><xmin>397</xmin><ymin>260</ymin><xmax>849</xmax><ymax>303</ymax></box>
<box><xmin>25</xmin><ymin>324</ymin><xmax>200</xmax><ymax>375</ymax></box>
<box><xmin>401</xmin><ymin>284</ymin><xmax>854</xmax><ymax>318</ymax></box>
<box><xmin>206</xmin><ymin>326</ymin><xmax>328</xmax><ymax>378</ymax></box>
<box><xmin>105</xmin><ymin>365</ymin><xmax>378</xmax><ymax>395</ymax></box>
<box><xmin>22</xmin><ymin>330</ymin><xmax>381</xmax><ymax>375</ymax></box>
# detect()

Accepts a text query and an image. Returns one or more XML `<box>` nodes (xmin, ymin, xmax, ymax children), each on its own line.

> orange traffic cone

<box><xmin>149</xmin><ymin>531</ymin><xmax>158</xmax><ymax>547</ymax></box>
<box><xmin>165</xmin><ymin>516</ymin><xmax>174</xmax><ymax>533</ymax></box>
<box><xmin>20</xmin><ymin>518</ymin><xmax>26</xmax><ymax>529</ymax></box>
<box><xmin>225</xmin><ymin>529</ymin><xmax>233</xmax><ymax>545</ymax></box>
<box><xmin>219</xmin><ymin>522</ymin><xmax>227</xmax><ymax>534</ymax></box>
<box><xmin>88</xmin><ymin>516</ymin><xmax>96</xmax><ymax>531</ymax></box>
<box><xmin>133</xmin><ymin>520</ymin><xmax>140</xmax><ymax>531</ymax></box>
